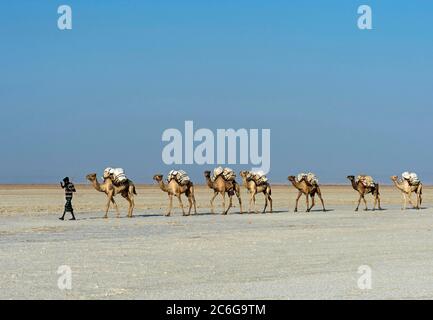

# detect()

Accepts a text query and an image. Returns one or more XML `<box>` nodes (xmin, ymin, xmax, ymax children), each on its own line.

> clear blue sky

<box><xmin>1</xmin><ymin>1</ymin><xmax>432</xmax><ymax>184</ymax></box>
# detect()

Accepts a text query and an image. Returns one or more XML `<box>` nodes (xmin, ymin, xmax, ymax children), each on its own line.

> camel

<box><xmin>239</xmin><ymin>171</ymin><xmax>272</xmax><ymax>214</ymax></box>
<box><xmin>288</xmin><ymin>175</ymin><xmax>326</xmax><ymax>212</ymax></box>
<box><xmin>390</xmin><ymin>175</ymin><xmax>423</xmax><ymax>210</ymax></box>
<box><xmin>86</xmin><ymin>173</ymin><xmax>136</xmax><ymax>218</ymax></box>
<box><xmin>153</xmin><ymin>174</ymin><xmax>197</xmax><ymax>216</ymax></box>
<box><xmin>204</xmin><ymin>171</ymin><xmax>243</xmax><ymax>215</ymax></box>
<box><xmin>347</xmin><ymin>175</ymin><xmax>382</xmax><ymax>211</ymax></box>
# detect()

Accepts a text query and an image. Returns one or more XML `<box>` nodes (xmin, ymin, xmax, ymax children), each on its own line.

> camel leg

<box><xmin>111</xmin><ymin>198</ymin><xmax>120</xmax><ymax>218</ymax></box>
<box><xmin>189</xmin><ymin>185</ymin><xmax>197</xmax><ymax>214</ymax></box>
<box><xmin>122</xmin><ymin>195</ymin><xmax>132</xmax><ymax>218</ymax></box>
<box><xmin>177</xmin><ymin>195</ymin><xmax>186</xmax><ymax>216</ymax></box>
<box><xmin>166</xmin><ymin>194</ymin><xmax>173</xmax><ymax>216</ymax></box>
<box><xmin>402</xmin><ymin>193</ymin><xmax>407</xmax><ymax>211</ymax></box>
<box><xmin>305</xmin><ymin>194</ymin><xmax>310</xmax><ymax>213</ymax></box>
<box><xmin>355</xmin><ymin>194</ymin><xmax>362</xmax><ymax>211</ymax></box>
<box><xmin>210</xmin><ymin>192</ymin><xmax>218</xmax><ymax>214</ymax></box>
<box><xmin>372</xmin><ymin>194</ymin><xmax>377</xmax><ymax>211</ymax></box>
<box><xmin>128</xmin><ymin>195</ymin><xmax>135</xmax><ymax>218</ymax></box>
<box><xmin>407</xmin><ymin>191</ymin><xmax>417</xmax><ymax>209</ymax></box>
<box><xmin>221</xmin><ymin>192</ymin><xmax>226</xmax><ymax>215</ymax></box>
<box><xmin>104</xmin><ymin>195</ymin><xmax>113</xmax><ymax>219</ymax></box>
<box><xmin>406</xmin><ymin>193</ymin><xmax>416</xmax><ymax>209</ymax></box>
<box><xmin>193</xmin><ymin>195</ymin><xmax>197</xmax><ymax>214</ymax></box>
<box><xmin>131</xmin><ymin>196</ymin><xmax>135</xmax><ymax>217</ymax></box>
<box><xmin>294</xmin><ymin>191</ymin><xmax>302</xmax><ymax>213</ymax></box>
<box><xmin>268</xmin><ymin>193</ymin><xmax>273</xmax><ymax>213</ymax></box>
<box><xmin>248</xmin><ymin>192</ymin><xmax>254</xmax><ymax>213</ymax></box>
<box><xmin>317</xmin><ymin>190</ymin><xmax>326</xmax><ymax>212</ymax></box>
<box><xmin>253</xmin><ymin>194</ymin><xmax>259</xmax><ymax>214</ymax></box>
<box><xmin>419</xmin><ymin>186</ymin><xmax>423</xmax><ymax>207</ymax></box>
<box><xmin>236</xmin><ymin>190</ymin><xmax>243</xmax><ymax>214</ymax></box>
<box><xmin>187</xmin><ymin>195</ymin><xmax>193</xmax><ymax>216</ymax></box>
<box><xmin>362</xmin><ymin>195</ymin><xmax>368</xmax><ymax>211</ymax></box>
<box><xmin>418</xmin><ymin>190</ymin><xmax>422</xmax><ymax>208</ymax></box>
<box><xmin>224</xmin><ymin>194</ymin><xmax>233</xmax><ymax>215</ymax></box>
<box><xmin>308</xmin><ymin>195</ymin><xmax>315</xmax><ymax>212</ymax></box>
<box><xmin>262</xmin><ymin>191</ymin><xmax>268</xmax><ymax>214</ymax></box>
<box><xmin>377</xmin><ymin>194</ymin><xmax>382</xmax><ymax>210</ymax></box>
<box><xmin>248</xmin><ymin>192</ymin><xmax>255</xmax><ymax>213</ymax></box>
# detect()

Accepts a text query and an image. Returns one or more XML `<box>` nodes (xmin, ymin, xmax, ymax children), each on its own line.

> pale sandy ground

<box><xmin>1</xmin><ymin>184</ymin><xmax>433</xmax><ymax>300</ymax></box>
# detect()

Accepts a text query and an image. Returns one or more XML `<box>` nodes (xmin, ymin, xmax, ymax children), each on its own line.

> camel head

<box><xmin>390</xmin><ymin>175</ymin><xmax>398</xmax><ymax>182</ymax></box>
<box><xmin>204</xmin><ymin>171</ymin><xmax>211</xmax><ymax>179</ymax></box>
<box><xmin>347</xmin><ymin>175</ymin><xmax>355</xmax><ymax>181</ymax></box>
<box><xmin>86</xmin><ymin>173</ymin><xmax>97</xmax><ymax>181</ymax></box>
<box><xmin>239</xmin><ymin>171</ymin><xmax>250</xmax><ymax>178</ymax></box>
<box><xmin>287</xmin><ymin>175</ymin><xmax>296</xmax><ymax>182</ymax></box>
<box><xmin>153</xmin><ymin>174</ymin><xmax>163</xmax><ymax>183</ymax></box>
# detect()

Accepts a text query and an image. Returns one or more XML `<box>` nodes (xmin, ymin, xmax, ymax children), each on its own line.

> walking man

<box><xmin>60</xmin><ymin>177</ymin><xmax>76</xmax><ymax>220</ymax></box>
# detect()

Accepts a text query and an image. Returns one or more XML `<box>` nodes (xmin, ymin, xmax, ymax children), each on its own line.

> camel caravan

<box><xmin>82</xmin><ymin>168</ymin><xmax>426</xmax><ymax>218</ymax></box>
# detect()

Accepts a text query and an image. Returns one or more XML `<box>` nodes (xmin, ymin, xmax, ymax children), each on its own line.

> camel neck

<box><xmin>91</xmin><ymin>178</ymin><xmax>104</xmax><ymax>192</ymax></box>
<box><xmin>204</xmin><ymin>177</ymin><xmax>212</xmax><ymax>188</ymax></box>
<box><xmin>158</xmin><ymin>180</ymin><xmax>168</xmax><ymax>192</ymax></box>
<box><xmin>392</xmin><ymin>179</ymin><xmax>404</xmax><ymax>191</ymax></box>
<box><xmin>290</xmin><ymin>180</ymin><xmax>301</xmax><ymax>190</ymax></box>
<box><xmin>241</xmin><ymin>177</ymin><xmax>248</xmax><ymax>187</ymax></box>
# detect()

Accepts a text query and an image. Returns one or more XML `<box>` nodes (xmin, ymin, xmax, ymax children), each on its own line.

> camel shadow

<box><xmin>130</xmin><ymin>214</ymin><xmax>164</xmax><ymax>218</ymax></box>
<box><xmin>78</xmin><ymin>213</ymin><xmax>161</xmax><ymax>221</ymax></box>
<box><xmin>406</xmin><ymin>207</ymin><xmax>428</xmax><ymax>211</ymax></box>
<box><xmin>193</xmin><ymin>211</ymin><xmax>244</xmax><ymax>216</ymax></box>
<box><xmin>288</xmin><ymin>209</ymin><xmax>334</xmax><ymax>213</ymax></box>
<box><xmin>310</xmin><ymin>209</ymin><xmax>334</xmax><ymax>213</ymax></box>
<box><xmin>354</xmin><ymin>208</ymin><xmax>387</xmax><ymax>212</ymax></box>
<box><xmin>238</xmin><ymin>210</ymin><xmax>286</xmax><ymax>214</ymax></box>
<box><xmin>193</xmin><ymin>210</ymin><xmax>281</xmax><ymax>216</ymax></box>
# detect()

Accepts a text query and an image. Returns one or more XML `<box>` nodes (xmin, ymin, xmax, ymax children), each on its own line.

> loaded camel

<box><xmin>153</xmin><ymin>174</ymin><xmax>197</xmax><ymax>216</ymax></box>
<box><xmin>86</xmin><ymin>173</ymin><xmax>136</xmax><ymax>218</ymax></box>
<box><xmin>204</xmin><ymin>171</ymin><xmax>243</xmax><ymax>215</ymax></box>
<box><xmin>347</xmin><ymin>175</ymin><xmax>382</xmax><ymax>211</ymax></box>
<box><xmin>390</xmin><ymin>175</ymin><xmax>423</xmax><ymax>210</ymax></box>
<box><xmin>288</xmin><ymin>175</ymin><xmax>326</xmax><ymax>212</ymax></box>
<box><xmin>239</xmin><ymin>171</ymin><xmax>273</xmax><ymax>214</ymax></box>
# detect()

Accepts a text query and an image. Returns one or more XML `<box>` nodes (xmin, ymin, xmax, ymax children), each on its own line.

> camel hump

<box><xmin>357</xmin><ymin>175</ymin><xmax>375</xmax><ymax>188</ymax></box>
<box><xmin>247</xmin><ymin>171</ymin><xmax>268</xmax><ymax>186</ymax></box>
